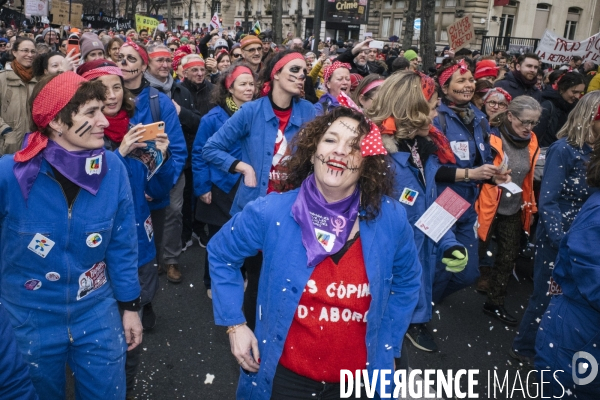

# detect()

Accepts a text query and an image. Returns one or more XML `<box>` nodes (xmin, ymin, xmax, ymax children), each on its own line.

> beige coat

<box><xmin>0</xmin><ymin>70</ymin><xmax>37</xmax><ymax>155</ymax></box>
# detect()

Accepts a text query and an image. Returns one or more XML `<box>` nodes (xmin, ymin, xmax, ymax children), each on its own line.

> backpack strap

<box><xmin>149</xmin><ymin>87</ymin><xmax>161</xmax><ymax>122</ymax></box>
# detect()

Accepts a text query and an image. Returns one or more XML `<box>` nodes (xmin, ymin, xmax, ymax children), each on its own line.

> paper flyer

<box><xmin>498</xmin><ymin>182</ymin><xmax>523</xmax><ymax>194</ymax></box>
<box><xmin>128</xmin><ymin>141</ymin><xmax>164</xmax><ymax>180</ymax></box>
<box><xmin>415</xmin><ymin>188</ymin><xmax>470</xmax><ymax>243</ymax></box>
<box><xmin>498</xmin><ymin>153</ymin><xmax>509</xmax><ymax>174</ymax></box>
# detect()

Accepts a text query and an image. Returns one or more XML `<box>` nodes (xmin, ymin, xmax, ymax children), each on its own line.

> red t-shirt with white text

<box><xmin>268</xmin><ymin>107</ymin><xmax>292</xmax><ymax>193</ymax></box>
<box><xmin>279</xmin><ymin>237</ymin><xmax>371</xmax><ymax>382</ymax></box>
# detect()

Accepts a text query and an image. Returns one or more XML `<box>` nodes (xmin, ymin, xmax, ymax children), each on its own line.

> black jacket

<box><xmin>536</xmin><ymin>88</ymin><xmax>576</xmax><ymax>148</ymax></box>
<box><xmin>182</xmin><ymin>79</ymin><xmax>215</xmax><ymax>119</ymax></box>
<box><xmin>335</xmin><ymin>47</ymin><xmax>387</xmax><ymax>77</ymax></box>
<box><xmin>148</xmin><ymin>78</ymin><xmax>202</xmax><ymax>168</ymax></box>
<box><xmin>494</xmin><ymin>71</ymin><xmax>543</xmax><ymax>103</ymax></box>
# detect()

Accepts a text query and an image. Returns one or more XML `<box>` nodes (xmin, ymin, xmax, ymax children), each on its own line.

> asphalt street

<box><xmin>122</xmin><ymin>242</ymin><xmax>537</xmax><ymax>400</ymax></box>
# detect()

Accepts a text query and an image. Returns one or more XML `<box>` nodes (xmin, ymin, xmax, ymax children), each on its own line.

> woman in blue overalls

<box><xmin>368</xmin><ymin>71</ymin><xmax>469</xmax><ymax>353</ymax></box>
<box><xmin>431</xmin><ymin>59</ymin><xmax>508</xmax><ymax>303</ymax></box>
<box><xmin>0</xmin><ymin>72</ymin><xmax>142</xmax><ymax>400</ymax></box>
<box><xmin>511</xmin><ymin>91</ymin><xmax>600</xmax><ymax>364</ymax></box>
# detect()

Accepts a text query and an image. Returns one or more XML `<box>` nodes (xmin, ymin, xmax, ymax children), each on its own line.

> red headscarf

<box><xmin>323</xmin><ymin>61</ymin><xmax>351</xmax><ymax>84</ymax></box>
<box><xmin>438</xmin><ymin>59</ymin><xmax>469</xmax><ymax>87</ymax></box>
<box><xmin>15</xmin><ymin>72</ymin><xmax>87</xmax><ymax>162</ymax></box>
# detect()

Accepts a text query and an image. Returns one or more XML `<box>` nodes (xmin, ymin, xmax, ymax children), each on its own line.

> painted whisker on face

<box><xmin>75</xmin><ymin>121</ymin><xmax>92</xmax><ymax>137</ymax></box>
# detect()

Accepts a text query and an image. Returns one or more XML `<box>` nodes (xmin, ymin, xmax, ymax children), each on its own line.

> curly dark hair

<box><xmin>32</xmin><ymin>51</ymin><xmax>64</xmax><ymax>78</ymax></box>
<box><xmin>210</xmin><ymin>62</ymin><xmax>257</xmax><ymax>108</ymax></box>
<box><xmin>284</xmin><ymin>107</ymin><xmax>394</xmax><ymax>221</ymax></box>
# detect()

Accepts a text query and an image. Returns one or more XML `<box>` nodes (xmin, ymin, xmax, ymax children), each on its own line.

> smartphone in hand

<box><xmin>136</xmin><ymin>121</ymin><xmax>165</xmax><ymax>142</ymax></box>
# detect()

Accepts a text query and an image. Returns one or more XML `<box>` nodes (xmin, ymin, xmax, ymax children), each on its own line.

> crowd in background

<box><xmin>0</xmin><ymin>20</ymin><xmax>599</xmax><ymax>400</ymax></box>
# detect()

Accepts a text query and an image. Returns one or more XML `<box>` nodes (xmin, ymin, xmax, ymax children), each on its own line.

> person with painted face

<box><xmin>203</xmin><ymin>50</ymin><xmax>316</xmax><ymax>329</ymax></box>
<box><xmin>534</xmin><ymin>135</ymin><xmax>600</xmax><ymax>398</ymax></box>
<box><xmin>0</xmin><ymin>72</ymin><xmax>142</xmax><ymax>400</ymax></box>
<box><xmin>208</xmin><ymin>106</ymin><xmax>421</xmax><ymax>399</ymax></box>
<box><xmin>494</xmin><ymin>53</ymin><xmax>542</xmax><ymax>102</ymax></box>
<box><xmin>511</xmin><ymin>92</ymin><xmax>600</xmax><ymax>366</ymax></box>
<box><xmin>192</xmin><ymin>64</ymin><xmax>256</xmax><ymax>299</ymax></box>
<box><xmin>77</xmin><ymin>58</ymin><xmax>175</xmax><ymax>397</ymax></box>
<box><xmin>536</xmin><ymin>71</ymin><xmax>585</xmax><ymax>147</ymax></box>
<box><xmin>370</xmin><ymin>72</ymin><xmax>468</xmax><ymax>353</ymax></box>
<box><xmin>118</xmin><ymin>40</ymin><xmax>188</xmax><ymax>284</ymax></box>
<box><xmin>144</xmin><ymin>43</ymin><xmax>205</xmax><ymax>285</ymax></box>
<box><xmin>314</xmin><ymin>61</ymin><xmax>351</xmax><ymax>115</ymax></box>
<box><xmin>475</xmin><ymin>96</ymin><xmax>540</xmax><ymax>326</ymax></box>
<box><xmin>0</xmin><ymin>37</ymin><xmax>38</xmax><ymax>155</ymax></box>
<box><xmin>431</xmin><ymin>59</ymin><xmax>508</xmax><ymax>304</ymax></box>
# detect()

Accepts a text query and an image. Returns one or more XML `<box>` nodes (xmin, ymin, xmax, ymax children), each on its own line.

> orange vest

<box><xmin>475</xmin><ymin>133</ymin><xmax>539</xmax><ymax>242</ymax></box>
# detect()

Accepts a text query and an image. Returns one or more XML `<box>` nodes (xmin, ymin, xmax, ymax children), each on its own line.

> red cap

<box><xmin>474</xmin><ymin>59</ymin><xmax>499</xmax><ymax>80</ymax></box>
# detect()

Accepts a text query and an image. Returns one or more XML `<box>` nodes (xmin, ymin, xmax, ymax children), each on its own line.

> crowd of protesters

<box><xmin>0</xmin><ymin>20</ymin><xmax>599</xmax><ymax>400</ymax></box>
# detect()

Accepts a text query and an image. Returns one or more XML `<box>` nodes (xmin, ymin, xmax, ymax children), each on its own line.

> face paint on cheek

<box><xmin>75</xmin><ymin>121</ymin><xmax>92</xmax><ymax>137</ymax></box>
<box><xmin>316</xmin><ymin>154</ymin><xmax>360</xmax><ymax>177</ymax></box>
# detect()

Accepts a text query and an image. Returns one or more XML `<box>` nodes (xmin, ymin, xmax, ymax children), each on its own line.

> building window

<box><xmin>395</xmin><ymin>0</ymin><xmax>405</xmax><ymax>8</ymax></box>
<box><xmin>435</xmin><ymin>0</ymin><xmax>441</xmax><ymax>6</ymax></box>
<box><xmin>214</xmin><ymin>1</ymin><xmax>221</xmax><ymax>13</ymax></box>
<box><xmin>393</xmin><ymin>18</ymin><xmax>402</xmax><ymax>36</ymax></box>
<box><xmin>445</xmin><ymin>0</ymin><xmax>456</xmax><ymax>7</ymax></box>
<box><xmin>536</xmin><ymin>3</ymin><xmax>550</xmax><ymax>10</ymax></box>
<box><xmin>499</xmin><ymin>14</ymin><xmax>515</xmax><ymax>37</ymax></box>
<box><xmin>565</xmin><ymin>7</ymin><xmax>581</xmax><ymax>40</ymax></box>
<box><xmin>384</xmin><ymin>0</ymin><xmax>393</xmax><ymax>9</ymax></box>
<box><xmin>381</xmin><ymin>17</ymin><xmax>391</xmax><ymax>37</ymax></box>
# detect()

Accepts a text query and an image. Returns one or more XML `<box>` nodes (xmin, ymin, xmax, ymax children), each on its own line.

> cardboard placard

<box><xmin>51</xmin><ymin>1</ymin><xmax>83</xmax><ymax>27</ymax></box>
<box><xmin>25</xmin><ymin>0</ymin><xmax>48</xmax><ymax>17</ymax></box>
<box><xmin>448</xmin><ymin>14</ymin><xmax>475</xmax><ymax>51</ymax></box>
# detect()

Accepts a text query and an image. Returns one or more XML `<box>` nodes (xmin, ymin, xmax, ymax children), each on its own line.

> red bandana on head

<box><xmin>336</xmin><ymin>92</ymin><xmax>387</xmax><ymax>157</ymax></box>
<box><xmin>438</xmin><ymin>59</ymin><xmax>469</xmax><ymax>87</ymax></box>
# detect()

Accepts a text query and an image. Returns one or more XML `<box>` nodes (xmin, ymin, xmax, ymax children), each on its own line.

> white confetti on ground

<box><xmin>204</xmin><ymin>373</ymin><xmax>215</xmax><ymax>384</ymax></box>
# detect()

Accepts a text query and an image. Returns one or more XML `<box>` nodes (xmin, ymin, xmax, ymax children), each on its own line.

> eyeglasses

<box><xmin>512</xmin><ymin>114</ymin><xmax>539</xmax><ymax>128</ymax></box>
<box><xmin>169</xmin><ymin>47</ymin><xmax>177</xmax><ymax>52</ymax></box>
<box><xmin>17</xmin><ymin>49</ymin><xmax>36</xmax><ymax>55</ymax></box>
<box><xmin>486</xmin><ymin>100</ymin><xmax>508</xmax><ymax>109</ymax></box>
<box><xmin>232</xmin><ymin>53</ymin><xmax>243</xmax><ymax>59</ymax></box>
<box><xmin>0</xmin><ymin>44</ymin><xmax>6</xmax><ymax>48</ymax></box>
<box><xmin>244</xmin><ymin>46</ymin><xmax>262</xmax><ymax>54</ymax></box>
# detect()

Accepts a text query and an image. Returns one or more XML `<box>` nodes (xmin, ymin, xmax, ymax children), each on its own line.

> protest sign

<box><xmin>535</xmin><ymin>29</ymin><xmax>600</xmax><ymax>65</ymax></box>
<box><xmin>25</xmin><ymin>0</ymin><xmax>48</xmax><ymax>17</ymax></box>
<box><xmin>51</xmin><ymin>1</ymin><xmax>82</xmax><ymax>27</ymax></box>
<box><xmin>135</xmin><ymin>15</ymin><xmax>159</xmax><ymax>32</ymax></box>
<box><xmin>448</xmin><ymin>14</ymin><xmax>475</xmax><ymax>51</ymax></box>
<box><xmin>81</xmin><ymin>14</ymin><xmax>134</xmax><ymax>30</ymax></box>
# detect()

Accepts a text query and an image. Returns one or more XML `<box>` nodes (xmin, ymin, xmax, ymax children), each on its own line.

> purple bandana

<box><xmin>13</xmin><ymin>140</ymin><xmax>107</xmax><ymax>202</ymax></box>
<box><xmin>291</xmin><ymin>174</ymin><xmax>360</xmax><ymax>267</ymax></box>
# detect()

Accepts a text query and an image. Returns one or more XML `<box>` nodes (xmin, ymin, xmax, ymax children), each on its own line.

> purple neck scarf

<box><xmin>291</xmin><ymin>174</ymin><xmax>360</xmax><ymax>267</ymax></box>
<box><xmin>13</xmin><ymin>140</ymin><xmax>107</xmax><ymax>202</ymax></box>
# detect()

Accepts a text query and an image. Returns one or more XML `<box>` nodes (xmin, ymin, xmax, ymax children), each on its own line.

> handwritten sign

<box><xmin>25</xmin><ymin>0</ymin><xmax>48</xmax><ymax>17</ymax></box>
<box><xmin>51</xmin><ymin>1</ymin><xmax>83</xmax><ymax>27</ymax></box>
<box><xmin>536</xmin><ymin>30</ymin><xmax>600</xmax><ymax>65</ymax></box>
<box><xmin>135</xmin><ymin>14</ymin><xmax>159</xmax><ymax>32</ymax></box>
<box><xmin>448</xmin><ymin>14</ymin><xmax>475</xmax><ymax>51</ymax></box>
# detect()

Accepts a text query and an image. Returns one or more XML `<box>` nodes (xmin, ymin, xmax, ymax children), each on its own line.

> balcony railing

<box><xmin>481</xmin><ymin>36</ymin><xmax>540</xmax><ymax>55</ymax></box>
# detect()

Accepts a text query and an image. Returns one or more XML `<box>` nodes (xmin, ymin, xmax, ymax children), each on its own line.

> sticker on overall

<box><xmin>548</xmin><ymin>276</ymin><xmax>563</xmax><ymax>295</ymax></box>
<box><xmin>27</xmin><ymin>233</ymin><xmax>55</xmax><ymax>258</ymax></box>
<box><xmin>86</xmin><ymin>233</ymin><xmax>102</xmax><ymax>248</ymax></box>
<box><xmin>314</xmin><ymin>228</ymin><xmax>336</xmax><ymax>252</ymax></box>
<box><xmin>450</xmin><ymin>141</ymin><xmax>470</xmax><ymax>161</ymax></box>
<box><xmin>479</xmin><ymin>142</ymin><xmax>485</xmax><ymax>152</ymax></box>
<box><xmin>144</xmin><ymin>215</ymin><xmax>154</xmax><ymax>242</ymax></box>
<box><xmin>400</xmin><ymin>188</ymin><xmax>419</xmax><ymax>206</ymax></box>
<box><xmin>45</xmin><ymin>272</ymin><xmax>60</xmax><ymax>281</ymax></box>
<box><xmin>24</xmin><ymin>279</ymin><xmax>42</xmax><ymax>290</ymax></box>
<box><xmin>76</xmin><ymin>261</ymin><xmax>107</xmax><ymax>300</ymax></box>
<box><xmin>85</xmin><ymin>156</ymin><xmax>102</xmax><ymax>175</ymax></box>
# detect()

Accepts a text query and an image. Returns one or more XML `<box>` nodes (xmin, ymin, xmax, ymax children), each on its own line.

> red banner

<box><xmin>494</xmin><ymin>0</ymin><xmax>510</xmax><ymax>6</ymax></box>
